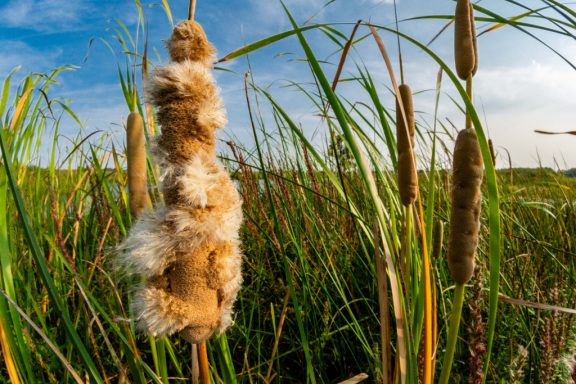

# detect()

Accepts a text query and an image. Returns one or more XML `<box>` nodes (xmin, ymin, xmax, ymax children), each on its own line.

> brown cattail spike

<box><xmin>126</xmin><ymin>111</ymin><xmax>148</xmax><ymax>217</ymax></box>
<box><xmin>447</xmin><ymin>128</ymin><xmax>483</xmax><ymax>284</ymax></box>
<box><xmin>396</xmin><ymin>83</ymin><xmax>418</xmax><ymax>206</ymax></box>
<box><xmin>454</xmin><ymin>0</ymin><xmax>478</xmax><ymax>80</ymax></box>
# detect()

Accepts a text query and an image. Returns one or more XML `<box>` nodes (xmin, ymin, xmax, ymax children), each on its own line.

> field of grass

<box><xmin>1</xmin><ymin>1</ymin><xmax>575</xmax><ymax>383</ymax></box>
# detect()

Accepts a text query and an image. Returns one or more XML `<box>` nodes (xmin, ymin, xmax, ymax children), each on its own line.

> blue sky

<box><xmin>0</xmin><ymin>0</ymin><xmax>575</xmax><ymax>168</ymax></box>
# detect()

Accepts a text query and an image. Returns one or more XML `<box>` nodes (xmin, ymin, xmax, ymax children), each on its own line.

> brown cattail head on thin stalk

<box><xmin>117</xmin><ymin>17</ymin><xmax>243</xmax><ymax>344</ymax></box>
<box><xmin>454</xmin><ymin>0</ymin><xmax>478</xmax><ymax>80</ymax></box>
<box><xmin>396</xmin><ymin>83</ymin><xmax>418</xmax><ymax>206</ymax></box>
<box><xmin>126</xmin><ymin>111</ymin><xmax>148</xmax><ymax>217</ymax></box>
<box><xmin>447</xmin><ymin>128</ymin><xmax>483</xmax><ymax>284</ymax></box>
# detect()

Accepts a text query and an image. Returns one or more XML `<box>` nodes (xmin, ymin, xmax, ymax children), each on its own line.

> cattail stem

<box><xmin>188</xmin><ymin>0</ymin><xmax>197</xmax><ymax>21</ymax></box>
<box><xmin>198</xmin><ymin>342</ymin><xmax>210</xmax><ymax>383</ymax></box>
<box><xmin>438</xmin><ymin>283</ymin><xmax>466</xmax><ymax>384</ymax></box>
<box><xmin>157</xmin><ymin>338</ymin><xmax>168</xmax><ymax>383</ymax></box>
<box><xmin>465</xmin><ymin>75</ymin><xmax>473</xmax><ymax>130</ymax></box>
<box><xmin>373</xmin><ymin>220</ymin><xmax>391</xmax><ymax>384</ymax></box>
<box><xmin>403</xmin><ymin>204</ymin><xmax>413</xmax><ymax>284</ymax></box>
<box><xmin>393</xmin><ymin>0</ymin><xmax>404</xmax><ymax>84</ymax></box>
<box><xmin>191</xmin><ymin>344</ymin><xmax>199</xmax><ymax>383</ymax></box>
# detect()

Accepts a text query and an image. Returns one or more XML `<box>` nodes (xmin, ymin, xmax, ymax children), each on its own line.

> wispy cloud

<box><xmin>0</xmin><ymin>0</ymin><xmax>92</xmax><ymax>32</ymax></box>
<box><xmin>0</xmin><ymin>40</ymin><xmax>62</xmax><ymax>73</ymax></box>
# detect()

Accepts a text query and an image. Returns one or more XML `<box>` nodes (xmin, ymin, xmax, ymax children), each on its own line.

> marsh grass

<box><xmin>0</xmin><ymin>1</ymin><xmax>575</xmax><ymax>383</ymax></box>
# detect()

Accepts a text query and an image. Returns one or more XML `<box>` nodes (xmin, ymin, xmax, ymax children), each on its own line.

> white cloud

<box><xmin>366</xmin><ymin>0</ymin><xmax>395</xmax><ymax>4</ymax></box>
<box><xmin>0</xmin><ymin>0</ymin><xmax>92</xmax><ymax>32</ymax></box>
<box><xmin>470</xmin><ymin>61</ymin><xmax>576</xmax><ymax>167</ymax></box>
<box><xmin>475</xmin><ymin>61</ymin><xmax>576</xmax><ymax>113</ymax></box>
<box><xmin>0</xmin><ymin>40</ymin><xmax>62</xmax><ymax>74</ymax></box>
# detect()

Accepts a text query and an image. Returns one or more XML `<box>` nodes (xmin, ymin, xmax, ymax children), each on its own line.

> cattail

<box><xmin>396</xmin><ymin>83</ymin><xmax>418</xmax><ymax>206</ymax></box>
<box><xmin>447</xmin><ymin>128</ymin><xmax>483</xmax><ymax>284</ymax></box>
<box><xmin>118</xmin><ymin>19</ymin><xmax>243</xmax><ymax>344</ymax></box>
<box><xmin>432</xmin><ymin>220</ymin><xmax>444</xmax><ymax>260</ymax></box>
<box><xmin>126</xmin><ymin>111</ymin><xmax>148</xmax><ymax>217</ymax></box>
<box><xmin>454</xmin><ymin>0</ymin><xmax>478</xmax><ymax>80</ymax></box>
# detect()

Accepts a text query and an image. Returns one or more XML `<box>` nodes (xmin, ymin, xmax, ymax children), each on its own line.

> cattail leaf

<box><xmin>218</xmin><ymin>24</ymin><xmax>323</xmax><ymax>62</ymax></box>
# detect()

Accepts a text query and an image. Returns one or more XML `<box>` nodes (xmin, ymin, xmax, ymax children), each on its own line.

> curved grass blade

<box><xmin>0</xmin><ymin>288</ymin><xmax>83</xmax><ymax>384</ymax></box>
<box><xmin>218</xmin><ymin>24</ymin><xmax>325</xmax><ymax>62</ymax></box>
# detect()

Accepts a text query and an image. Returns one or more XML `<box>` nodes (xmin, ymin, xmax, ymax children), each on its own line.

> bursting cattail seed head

<box><xmin>167</xmin><ymin>20</ymin><xmax>216</xmax><ymax>66</ymax></box>
<box><xmin>454</xmin><ymin>0</ymin><xmax>478</xmax><ymax>80</ymax></box>
<box><xmin>447</xmin><ymin>128</ymin><xmax>483</xmax><ymax>284</ymax></box>
<box><xmin>127</xmin><ymin>111</ymin><xmax>148</xmax><ymax>217</ymax></box>
<box><xmin>396</xmin><ymin>84</ymin><xmax>418</xmax><ymax>206</ymax></box>
<box><xmin>117</xmin><ymin>19</ymin><xmax>243</xmax><ymax>344</ymax></box>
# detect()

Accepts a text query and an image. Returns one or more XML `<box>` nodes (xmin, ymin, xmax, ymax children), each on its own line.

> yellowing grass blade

<box><xmin>161</xmin><ymin>0</ymin><xmax>173</xmax><ymax>27</ymax></box>
<box><xmin>478</xmin><ymin>7</ymin><xmax>551</xmax><ymax>37</ymax></box>
<box><xmin>9</xmin><ymin>87</ymin><xmax>32</xmax><ymax>133</ymax></box>
<box><xmin>0</xmin><ymin>317</ymin><xmax>20</xmax><ymax>384</ymax></box>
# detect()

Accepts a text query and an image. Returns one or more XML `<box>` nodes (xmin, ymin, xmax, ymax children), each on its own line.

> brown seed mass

<box><xmin>396</xmin><ymin>84</ymin><xmax>418</xmax><ymax>206</ymax></box>
<box><xmin>167</xmin><ymin>20</ymin><xmax>216</xmax><ymax>65</ymax></box>
<box><xmin>454</xmin><ymin>0</ymin><xmax>478</xmax><ymax>80</ymax></box>
<box><xmin>126</xmin><ymin>111</ymin><xmax>148</xmax><ymax>217</ymax></box>
<box><xmin>447</xmin><ymin>128</ymin><xmax>483</xmax><ymax>284</ymax></box>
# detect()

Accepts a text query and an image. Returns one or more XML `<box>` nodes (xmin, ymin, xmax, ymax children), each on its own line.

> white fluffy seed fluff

<box><xmin>116</xmin><ymin>21</ymin><xmax>243</xmax><ymax>342</ymax></box>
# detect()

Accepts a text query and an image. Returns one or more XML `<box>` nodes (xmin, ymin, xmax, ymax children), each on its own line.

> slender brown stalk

<box><xmin>488</xmin><ymin>139</ymin><xmax>496</xmax><ymax>166</ymax></box>
<box><xmin>465</xmin><ymin>75</ymin><xmax>473</xmax><ymax>130</ymax></box>
<box><xmin>331</xmin><ymin>20</ymin><xmax>362</xmax><ymax>92</ymax></box>
<box><xmin>265</xmin><ymin>289</ymin><xmax>291</xmax><ymax>382</ymax></box>
<box><xmin>321</xmin><ymin>20</ymin><xmax>361</xmax><ymax>119</ymax></box>
<box><xmin>337</xmin><ymin>373</ymin><xmax>369</xmax><ymax>383</ymax></box>
<box><xmin>188</xmin><ymin>0</ymin><xmax>197</xmax><ymax>21</ymax></box>
<box><xmin>191</xmin><ymin>344</ymin><xmax>199</xmax><ymax>384</ymax></box>
<box><xmin>142</xmin><ymin>22</ymin><xmax>156</xmax><ymax>137</ymax></box>
<box><xmin>198</xmin><ymin>343</ymin><xmax>210</xmax><ymax>383</ymax></box>
<box><xmin>374</xmin><ymin>221</ymin><xmax>390</xmax><ymax>384</ymax></box>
